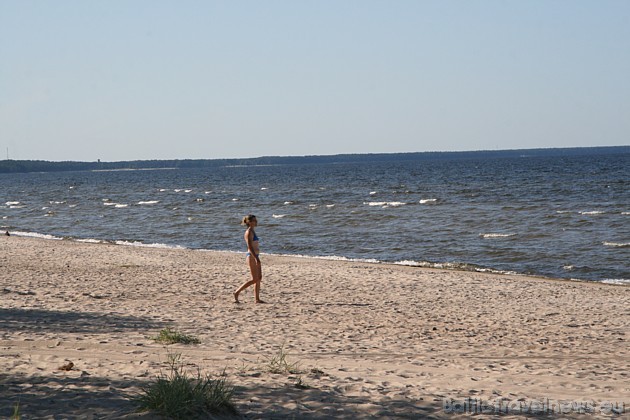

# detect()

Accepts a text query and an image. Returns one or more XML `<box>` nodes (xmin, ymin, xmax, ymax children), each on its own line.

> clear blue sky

<box><xmin>1</xmin><ymin>1</ymin><xmax>629</xmax><ymax>162</ymax></box>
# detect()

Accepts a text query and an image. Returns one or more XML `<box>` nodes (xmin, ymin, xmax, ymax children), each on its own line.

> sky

<box><xmin>1</xmin><ymin>1</ymin><xmax>629</xmax><ymax>162</ymax></box>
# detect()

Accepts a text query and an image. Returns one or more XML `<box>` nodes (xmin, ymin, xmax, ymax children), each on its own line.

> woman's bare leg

<box><xmin>234</xmin><ymin>255</ymin><xmax>262</xmax><ymax>303</ymax></box>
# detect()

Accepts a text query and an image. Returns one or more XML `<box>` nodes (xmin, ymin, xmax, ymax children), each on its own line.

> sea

<box><xmin>1</xmin><ymin>151</ymin><xmax>628</xmax><ymax>284</ymax></box>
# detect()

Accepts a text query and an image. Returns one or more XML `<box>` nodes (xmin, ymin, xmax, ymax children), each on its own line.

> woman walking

<box><xmin>234</xmin><ymin>215</ymin><xmax>264</xmax><ymax>303</ymax></box>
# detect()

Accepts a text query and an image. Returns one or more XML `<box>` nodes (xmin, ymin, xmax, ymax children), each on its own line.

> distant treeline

<box><xmin>0</xmin><ymin>146</ymin><xmax>628</xmax><ymax>174</ymax></box>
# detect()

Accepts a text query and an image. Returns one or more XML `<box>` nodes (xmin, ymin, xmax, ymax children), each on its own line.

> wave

<box><xmin>480</xmin><ymin>233</ymin><xmax>515</xmax><ymax>239</ymax></box>
<box><xmin>579</xmin><ymin>211</ymin><xmax>605</xmax><ymax>215</ymax></box>
<box><xmin>393</xmin><ymin>259</ymin><xmax>517</xmax><ymax>275</ymax></box>
<box><xmin>601</xmin><ymin>279</ymin><xmax>630</xmax><ymax>286</ymax></box>
<box><xmin>364</xmin><ymin>201</ymin><xmax>406</xmax><ymax>207</ymax></box>
<box><xmin>272</xmin><ymin>214</ymin><xmax>286</xmax><ymax>218</ymax></box>
<box><xmin>5</xmin><ymin>201</ymin><xmax>20</xmax><ymax>206</ymax></box>
<box><xmin>114</xmin><ymin>240</ymin><xmax>186</xmax><ymax>249</ymax></box>
<box><xmin>603</xmin><ymin>241</ymin><xmax>630</xmax><ymax>248</ymax></box>
<box><xmin>10</xmin><ymin>231</ymin><xmax>63</xmax><ymax>240</ymax></box>
<box><xmin>419</xmin><ymin>199</ymin><xmax>437</xmax><ymax>204</ymax></box>
<box><xmin>138</xmin><ymin>200</ymin><xmax>160</xmax><ymax>205</ymax></box>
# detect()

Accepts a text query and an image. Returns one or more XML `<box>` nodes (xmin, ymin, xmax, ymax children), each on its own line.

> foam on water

<box><xmin>601</xmin><ymin>279</ymin><xmax>630</xmax><ymax>286</ymax></box>
<box><xmin>11</xmin><ymin>231</ymin><xmax>63</xmax><ymax>240</ymax></box>
<box><xmin>138</xmin><ymin>201</ymin><xmax>160</xmax><ymax>205</ymax></box>
<box><xmin>365</xmin><ymin>201</ymin><xmax>406</xmax><ymax>207</ymax></box>
<box><xmin>480</xmin><ymin>233</ymin><xmax>516</xmax><ymax>239</ymax></box>
<box><xmin>115</xmin><ymin>240</ymin><xmax>186</xmax><ymax>249</ymax></box>
<box><xmin>603</xmin><ymin>241</ymin><xmax>630</xmax><ymax>248</ymax></box>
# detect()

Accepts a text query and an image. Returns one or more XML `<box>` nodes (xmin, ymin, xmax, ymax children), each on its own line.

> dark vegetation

<box><xmin>0</xmin><ymin>146</ymin><xmax>627</xmax><ymax>174</ymax></box>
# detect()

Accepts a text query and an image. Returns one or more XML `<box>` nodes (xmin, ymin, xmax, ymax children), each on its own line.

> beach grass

<box><xmin>262</xmin><ymin>344</ymin><xmax>302</xmax><ymax>375</ymax></box>
<box><xmin>11</xmin><ymin>402</ymin><xmax>20</xmax><ymax>420</ymax></box>
<box><xmin>152</xmin><ymin>327</ymin><xmax>200</xmax><ymax>345</ymax></box>
<box><xmin>136</xmin><ymin>353</ymin><xmax>236</xmax><ymax>419</ymax></box>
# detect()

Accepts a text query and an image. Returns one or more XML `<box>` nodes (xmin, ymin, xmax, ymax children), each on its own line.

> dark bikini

<box><xmin>246</xmin><ymin>230</ymin><xmax>259</xmax><ymax>257</ymax></box>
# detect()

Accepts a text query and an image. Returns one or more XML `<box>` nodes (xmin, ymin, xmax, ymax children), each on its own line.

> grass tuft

<box><xmin>153</xmin><ymin>327</ymin><xmax>201</xmax><ymax>345</ymax></box>
<box><xmin>11</xmin><ymin>401</ymin><xmax>20</xmax><ymax>420</ymax></box>
<box><xmin>136</xmin><ymin>353</ymin><xmax>236</xmax><ymax>419</ymax></box>
<box><xmin>262</xmin><ymin>344</ymin><xmax>303</xmax><ymax>375</ymax></box>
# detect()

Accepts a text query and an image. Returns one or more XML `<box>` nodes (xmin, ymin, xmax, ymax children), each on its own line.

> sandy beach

<box><xmin>1</xmin><ymin>235</ymin><xmax>628</xmax><ymax>419</ymax></box>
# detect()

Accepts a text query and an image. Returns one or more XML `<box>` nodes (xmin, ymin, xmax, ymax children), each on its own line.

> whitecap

<box><xmin>369</xmin><ymin>191</ymin><xmax>377</xmax><ymax>195</ymax></box>
<box><xmin>11</xmin><ymin>231</ymin><xmax>63</xmax><ymax>240</ymax></box>
<box><xmin>114</xmin><ymin>204</ymin><xmax>128</xmax><ymax>208</ymax></box>
<box><xmin>419</xmin><ymin>199</ymin><xmax>437</xmax><ymax>204</ymax></box>
<box><xmin>9</xmin><ymin>206</ymin><xmax>24</xmax><ymax>209</ymax></box>
<box><xmin>232</xmin><ymin>198</ymin><xmax>239</xmax><ymax>201</ymax></box>
<box><xmin>205</xmin><ymin>191</ymin><xmax>212</xmax><ymax>194</ymax></box>
<box><xmin>138</xmin><ymin>200</ymin><xmax>160</xmax><ymax>205</ymax></box>
<box><xmin>603</xmin><ymin>241</ymin><xmax>630</xmax><ymax>248</ymax></box>
<box><xmin>326</xmin><ymin>204</ymin><xmax>335</xmax><ymax>208</ymax></box>
<box><xmin>68</xmin><ymin>204</ymin><xmax>77</xmax><ymax>208</ymax></box>
<box><xmin>579</xmin><ymin>211</ymin><xmax>605</xmax><ymax>215</ymax></box>
<box><xmin>185</xmin><ymin>189</ymin><xmax>192</xmax><ymax>193</ymax></box>
<box><xmin>480</xmin><ymin>233</ymin><xmax>515</xmax><ymax>239</ymax></box>
<box><xmin>622</xmin><ymin>212</ymin><xmax>630</xmax><ymax>215</ymax></box>
<box><xmin>103</xmin><ymin>202</ymin><xmax>117</xmax><ymax>206</ymax></box>
<box><xmin>364</xmin><ymin>201</ymin><xmax>406</xmax><ymax>207</ymax></box>
<box><xmin>601</xmin><ymin>279</ymin><xmax>630</xmax><ymax>286</ymax></box>
<box><xmin>174</xmin><ymin>189</ymin><xmax>182</xmax><ymax>192</ymax></box>
<box><xmin>115</xmin><ymin>240</ymin><xmax>186</xmax><ymax>250</ymax></box>
<box><xmin>261</xmin><ymin>187</ymin><xmax>268</xmax><ymax>190</ymax></box>
<box><xmin>5</xmin><ymin>201</ymin><xmax>20</xmax><ymax>206</ymax></box>
<box><xmin>76</xmin><ymin>238</ymin><xmax>104</xmax><ymax>244</ymax></box>
<box><xmin>272</xmin><ymin>214</ymin><xmax>286</xmax><ymax>218</ymax></box>
<box><xmin>284</xmin><ymin>201</ymin><xmax>293</xmax><ymax>205</ymax></box>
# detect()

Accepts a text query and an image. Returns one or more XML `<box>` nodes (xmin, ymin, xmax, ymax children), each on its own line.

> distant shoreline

<box><xmin>1</xmin><ymin>145</ymin><xmax>628</xmax><ymax>174</ymax></box>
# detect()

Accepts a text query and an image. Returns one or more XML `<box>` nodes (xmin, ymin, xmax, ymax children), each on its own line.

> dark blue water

<box><xmin>1</xmin><ymin>153</ymin><xmax>628</xmax><ymax>283</ymax></box>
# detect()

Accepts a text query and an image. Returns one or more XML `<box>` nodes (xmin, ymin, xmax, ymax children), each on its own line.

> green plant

<box><xmin>136</xmin><ymin>353</ymin><xmax>236</xmax><ymax>419</ymax></box>
<box><xmin>11</xmin><ymin>401</ymin><xmax>20</xmax><ymax>420</ymax></box>
<box><xmin>152</xmin><ymin>327</ymin><xmax>200</xmax><ymax>345</ymax></box>
<box><xmin>262</xmin><ymin>344</ymin><xmax>302</xmax><ymax>375</ymax></box>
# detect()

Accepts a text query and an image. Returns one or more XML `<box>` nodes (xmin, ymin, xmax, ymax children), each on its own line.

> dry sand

<box><xmin>1</xmin><ymin>235</ymin><xmax>628</xmax><ymax>419</ymax></box>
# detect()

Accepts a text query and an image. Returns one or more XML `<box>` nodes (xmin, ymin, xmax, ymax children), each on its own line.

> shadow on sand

<box><xmin>0</xmin><ymin>308</ymin><xmax>166</xmax><ymax>334</ymax></box>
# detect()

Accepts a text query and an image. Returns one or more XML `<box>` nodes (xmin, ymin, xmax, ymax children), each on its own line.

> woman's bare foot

<box><xmin>234</xmin><ymin>292</ymin><xmax>240</xmax><ymax>303</ymax></box>
<box><xmin>255</xmin><ymin>299</ymin><xmax>266</xmax><ymax>304</ymax></box>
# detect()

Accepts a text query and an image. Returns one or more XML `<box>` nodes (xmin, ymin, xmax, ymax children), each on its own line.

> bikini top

<box><xmin>251</xmin><ymin>231</ymin><xmax>259</xmax><ymax>242</ymax></box>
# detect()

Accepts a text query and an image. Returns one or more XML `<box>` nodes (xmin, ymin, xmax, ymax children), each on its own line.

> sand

<box><xmin>0</xmin><ymin>235</ymin><xmax>628</xmax><ymax>419</ymax></box>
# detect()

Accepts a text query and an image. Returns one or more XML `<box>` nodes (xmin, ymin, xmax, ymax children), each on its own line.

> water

<box><xmin>1</xmin><ymin>153</ymin><xmax>628</xmax><ymax>283</ymax></box>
